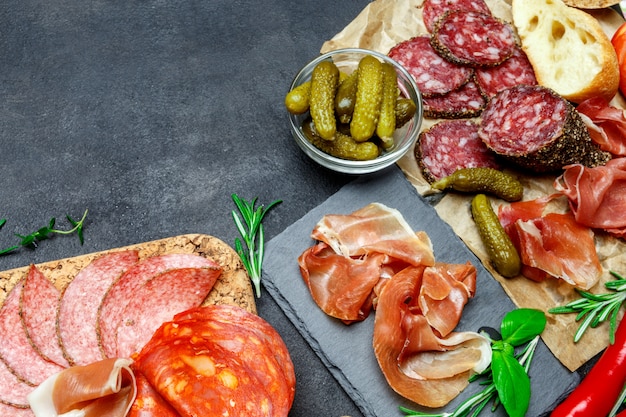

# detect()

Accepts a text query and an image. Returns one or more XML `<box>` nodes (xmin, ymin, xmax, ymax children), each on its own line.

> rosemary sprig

<box><xmin>549</xmin><ymin>270</ymin><xmax>626</xmax><ymax>344</ymax></box>
<box><xmin>231</xmin><ymin>194</ymin><xmax>281</xmax><ymax>298</ymax></box>
<box><xmin>0</xmin><ymin>209</ymin><xmax>88</xmax><ymax>255</ymax></box>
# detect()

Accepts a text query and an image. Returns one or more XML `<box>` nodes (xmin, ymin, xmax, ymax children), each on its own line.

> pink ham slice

<box><xmin>97</xmin><ymin>253</ymin><xmax>222</xmax><ymax>358</ymax></box>
<box><xmin>0</xmin><ymin>280</ymin><xmax>64</xmax><ymax>386</ymax></box>
<box><xmin>20</xmin><ymin>265</ymin><xmax>69</xmax><ymax>368</ymax></box>
<box><xmin>28</xmin><ymin>358</ymin><xmax>136</xmax><ymax>417</ymax></box>
<box><xmin>58</xmin><ymin>250</ymin><xmax>139</xmax><ymax>366</ymax></box>
<box><xmin>114</xmin><ymin>266</ymin><xmax>221</xmax><ymax>358</ymax></box>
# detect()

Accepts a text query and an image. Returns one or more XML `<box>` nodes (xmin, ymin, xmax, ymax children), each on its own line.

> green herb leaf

<box><xmin>500</xmin><ymin>308</ymin><xmax>547</xmax><ymax>346</ymax></box>
<box><xmin>231</xmin><ymin>194</ymin><xmax>281</xmax><ymax>298</ymax></box>
<box><xmin>492</xmin><ymin>349</ymin><xmax>531</xmax><ymax>417</ymax></box>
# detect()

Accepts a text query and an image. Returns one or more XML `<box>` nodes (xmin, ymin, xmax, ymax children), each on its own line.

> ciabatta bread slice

<box><xmin>511</xmin><ymin>0</ymin><xmax>619</xmax><ymax>104</ymax></box>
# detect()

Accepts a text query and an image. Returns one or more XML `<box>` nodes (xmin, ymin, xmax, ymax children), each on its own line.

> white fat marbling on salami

<box><xmin>114</xmin><ymin>267</ymin><xmax>220</xmax><ymax>358</ymax></box>
<box><xmin>58</xmin><ymin>250</ymin><xmax>139</xmax><ymax>366</ymax></box>
<box><xmin>479</xmin><ymin>85</ymin><xmax>568</xmax><ymax>155</ymax></box>
<box><xmin>20</xmin><ymin>266</ymin><xmax>68</xmax><ymax>368</ymax></box>
<box><xmin>388</xmin><ymin>36</ymin><xmax>473</xmax><ymax>97</ymax></box>
<box><xmin>475</xmin><ymin>46</ymin><xmax>537</xmax><ymax>97</ymax></box>
<box><xmin>416</xmin><ymin>119</ymin><xmax>500</xmax><ymax>182</ymax></box>
<box><xmin>431</xmin><ymin>10</ymin><xmax>516</xmax><ymax>67</ymax></box>
<box><xmin>0</xmin><ymin>281</ymin><xmax>64</xmax><ymax>386</ymax></box>
<box><xmin>97</xmin><ymin>253</ymin><xmax>221</xmax><ymax>358</ymax></box>
<box><xmin>422</xmin><ymin>0</ymin><xmax>492</xmax><ymax>33</ymax></box>
<box><xmin>423</xmin><ymin>80</ymin><xmax>486</xmax><ymax>118</ymax></box>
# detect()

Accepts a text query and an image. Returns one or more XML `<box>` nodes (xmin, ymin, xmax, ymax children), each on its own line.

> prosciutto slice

<box><xmin>373</xmin><ymin>264</ymin><xmax>491</xmax><ymax>408</ymax></box>
<box><xmin>555</xmin><ymin>158</ymin><xmax>626</xmax><ymax>238</ymax></box>
<box><xmin>498</xmin><ymin>196</ymin><xmax>602</xmax><ymax>289</ymax></box>
<box><xmin>28</xmin><ymin>358</ymin><xmax>136</xmax><ymax>417</ymax></box>
<box><xmin>577</xmin><ymin>96</ymin><xmax>626</xmax><ymax>156</ymax></box>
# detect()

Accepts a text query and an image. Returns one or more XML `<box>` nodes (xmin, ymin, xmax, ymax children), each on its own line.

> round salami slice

<box><xmin>475</xmin><ymin>46</ymin><xmax>537</xmax><ymax>98</ymax></box>
<box><xmin>423</xmin><ymin>79</ymin><xmax>487</xmax><ymax>119</ymax></box>
<box><xmin>135</xmin><ymin>330</ymin><xmax>275</xmax><ymax>417</ymax></box>
<box><xmin>388</xmin><ymin>36</ymin><xmax>473</xmax><ymax>97</ymax></box>
<box><xmin>20</xmin><ymin>265</ymin><xmax>68</xmax><ymax>368</ymax></box>
<box><xmin>58</xmin><ymin>250</ymin><xmax>139</xmax><ymax>366</ymax></box>
<box><xmin>422</xmin><ymin>0</ymin><xmax>492</xmax><ymax>33</ymax></box>
<box><xmin>416</xmin><ymin>119</ymin><xmax>501</xmax><ymax>183</ymax></box>
<box><xmin>478</xmin><ymin>85</ymin><xmax>611</xmax><ymax>172</ymax></box>
<box><xmin>97</xmin><ymin>253</ymin><xmax>221</xmax><ymax>358</ymax></box>
<box><xmin>0</xmin><ymin>280</ymin><xmax>64</xmax><ymax>386</ymax></box>
<box><xmin>431</xmin><ymin>11</ymin><xmax>517</xmax><ymax>67</ymax></box>
<box><xmin>114</xmin><ymin>266</ymin><xmax>221</xmax><ymax>358</ymax></box>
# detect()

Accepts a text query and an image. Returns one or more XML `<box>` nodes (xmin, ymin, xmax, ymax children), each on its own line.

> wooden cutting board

<box><xmin>0</xmin><ymin>234</ymin><xmax>256</xmax><ymax>314</ymax></box>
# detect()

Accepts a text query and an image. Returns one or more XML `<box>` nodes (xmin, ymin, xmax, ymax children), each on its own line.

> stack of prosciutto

<box><xmin>298</xmin><ymin>203</ymin><xmax>492</xmax><ymax>408</ymax></box>
<box><xmin>0</xmin><ymin>251</ymin><xmax>295</xmax><ymax>417</ymax></box>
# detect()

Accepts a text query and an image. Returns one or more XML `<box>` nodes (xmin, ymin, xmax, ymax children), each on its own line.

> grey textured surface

<box><xmin>263</xmin><ymin>165</ymin><xmax>580</xmax><ymax>417</ymax></box>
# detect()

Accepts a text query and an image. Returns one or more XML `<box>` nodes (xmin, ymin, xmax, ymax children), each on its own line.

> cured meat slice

<box><xmin>478</xmin><ymin>85</ymin><xmax>611</xmax><ymax>172</ymax></box>
<box><xmin>114</xmin><ymin>266</ymin><xmax>221</xmax><ymax>358</ymax></box>
<box><xmin>134</xmin><ymin>311</ymin><xmax>282</xmax><ymax>417</ymax></box>
<box><xmin>310</xmin><ymin>202</ymin><xmax>436</xmax><ymax>267</ymax></box>
<box><xmin>422</xmin><ymin>0</ymin><xmax>492</xmax><ymax>33</ymax></box>
<box><xmin>577</xmin><ymin>96</ymin><xmax>626</xmax><ymax>156</ymax></box>
<box><xmin>28</xmin><ymin>358</ymin><xmax>136</xmax><ymax>417</ymax></box>
<box><xmin>372</xmin><ymin>264</ymin><xmax>490</xmax><ymax>408</ymax></box>
<box><xmin>423</xmin><ymin>79</ymin><xmax>487</xmax><ymax>118</ymax></box>
<box><xmin>58</xmin><ymin>250</ymin><xmax>139</xmax><ymax>366</ymax></box>
<box><xmin>431</xmin><ymin>11</ymin><xmax>517</xmax><ymax>67</ymax></box>
<box><xmin>20</xmin><ymin>265</ymin><xmax>68</xmax><ymax>368</ymax></box>
<box><xmin>128</xmin><ymin>370</ymin><xmax>180</xmax><ymax>417</ymax></box>
<box><xmin>0</xmin><ymin>280</ymin><xmax>64</xmax><ymax>385</ymax></box>
<box><xmin>388</xmin><ymin>36</ymin><xmax>473</xmax><ymax>97</ymax></box>
<box><xmin>97</xmin><ymin>253</ymin><xmax>221</xmax><ymax>358</ymax></box>
<box><xmin>416</xmin><ymin>119</ymin><xmax>500</xmax><ymax>183</ymax></box>
<box><xmin>475</xmin><ymin>46</ymin><xmax>537</xmax><ymax>98</ymax></box>
<box><xmin>555</xmin><ymin>158</ymin><xmax>626</xmax><ymax>238</ymax></box>
<box><xmin>0</xmin><ymin>402</ymin><xmax>34</xmax><ymax>416</ymax></box>
<box><xmin>0</xmin><ymin>358</ymin><xmax>34</xmax><ymax>408</ymax></box>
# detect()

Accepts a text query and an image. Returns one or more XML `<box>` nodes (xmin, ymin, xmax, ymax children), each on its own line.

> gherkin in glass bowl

<box><xmin>286</xmin><ymin>48</ymin><xmax>423</xmax><ymax>174</ymax></box>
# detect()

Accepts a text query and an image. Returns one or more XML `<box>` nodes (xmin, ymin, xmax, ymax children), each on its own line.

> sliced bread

<box><xmin>512</xmin><ymin>0</ymin><xmax>619</xmax><ymax>103</ymax></box>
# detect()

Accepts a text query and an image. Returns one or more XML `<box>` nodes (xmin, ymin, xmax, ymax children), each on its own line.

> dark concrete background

<box><xmin>0</xmin><ymin>1</ymin><xmax>371</xmax><ymax>415</ymax></box>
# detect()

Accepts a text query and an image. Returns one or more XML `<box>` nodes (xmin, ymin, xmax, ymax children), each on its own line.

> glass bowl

<box><xmin>287</xmin><ymin>48</ymin><xmax>423</xmax><ymax>174</ymax></box>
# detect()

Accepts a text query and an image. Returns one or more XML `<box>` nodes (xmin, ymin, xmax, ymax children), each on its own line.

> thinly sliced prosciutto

<box><xmin>373</xmin><ymin>264</ymin><xmax>491</xmax><ymax>408</ymax></box>
<box><xmin>28</xmin><ymin>358</ymin><xmax>136</xmax><ymax>417</ymax></box>
<box><xmin>498</xmin><ymin>196</ymin><xmax>602</xmax><ymax>289</ymax></box>
<box><xmin>577</xmin><ymin>96</ymin><xmax>626</xmax><ymax>156</ymax></box>
<box><xmin>555</xmin><ymin>158</ymin><xmax>626</xmax><ymax>238</ymax></box>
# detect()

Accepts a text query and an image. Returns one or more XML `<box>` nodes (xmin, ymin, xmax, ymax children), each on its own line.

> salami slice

<box><xmin>114</xmin><ymin>266</ymin><xmax>221</xmax><ymax>358</ymax></box>
<box><xmin>423</xmin><ymin>79</ymin><xmax>487</xmax><ymax>119</ymax></box>
<box><xmin>58</xmin><ymin>250</ymin><xmax>139</xmax><ymax>366</ymax></box>
<box><xmin>20</xmin><ymin>265</ymin><xmax>68</xmax><ymax>368</ymax></box>
<box><xmin>97</xmin><ymin>253</ymin><xmax>221</xmax><ymax>358</ymax></box>
<box><xmin>416</xmin><ymin>119</ymin><xmax>500</xmax><ymax>183</ymax></box>
<box><xmin>0</xmin><ymin>280</ymin><xmax>64</xmax><ymax>385</ymax></box>
<box><xmin>0</xmin><ymin>401</ymin><xmax>33</xmax><ymax>416</ymax></box>
<box><xmin>0</xmin><ymin>358</ymin><xmax>34</xmax><ymax>408</ymax></box>
<box><xmin>135</xmin><ymin>330</ymin><xmax>275</xmax><ymax>417</ymax></box>
<box><xmin>422</xmin><ymin>0</ymin><xmax>492</xmax><ymax>33</ymax></box>
<box><xmin>475</xmin><ymin>46</ymin><xmax>537</xmax><ymax>98</ymax></box>
<box><xmin>388</xmin><ymin>36</ymin><xmax>473</xmax><ymax>97</ymax></box>
<box><xmin>431</xmin><ymin>11</ymin><xmax>517</xmax><ymax>67</ymax></box>
<box><xmin>128</xmin><ymin>370</ymin><xmax>179</xmax><ymax>417</ymax></box>
<box><xmin>478</xmin><ymin>85</ymin><xmax>611</xmax><ymax>172</ymax></box>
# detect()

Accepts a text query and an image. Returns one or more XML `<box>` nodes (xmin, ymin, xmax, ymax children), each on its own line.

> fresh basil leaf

<box><xmin>500</xmin><ymin>308</ymin><xmax>546</xmax><ymax>346</ymax></box>
<box><xmin>492</xmin><ymin>349</ymin><xmax>531</xmax><ymax>417</ymax></box>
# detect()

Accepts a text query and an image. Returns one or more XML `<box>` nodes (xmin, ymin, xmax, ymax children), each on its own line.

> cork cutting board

<box><xmin>0</xmin><ymin>233</ymin><xmax>256</xmax><ymax>314</ymax></box>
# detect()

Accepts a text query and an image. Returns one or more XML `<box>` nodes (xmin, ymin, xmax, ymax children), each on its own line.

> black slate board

<box><xmin>262</xmin><ymin>164</ymin><xmax>579</xmax><ymax>416</ymax></box>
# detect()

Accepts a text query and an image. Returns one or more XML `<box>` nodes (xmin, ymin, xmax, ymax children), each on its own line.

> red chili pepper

<box><xmin>551</xmin><ymin>317</ymin><xmax>626</xmax><ymax>417</ymax></box>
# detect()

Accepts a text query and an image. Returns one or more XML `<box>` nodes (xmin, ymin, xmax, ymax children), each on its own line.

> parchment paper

<box><xmin>263</xmin><ymin>165</ymin><xmax>579</xmax><ymax>417</ymax></box>
<box><xmin>319</xmin><ymin>0</ymin><xmax>626</xmax><ymax>371</ymax></box>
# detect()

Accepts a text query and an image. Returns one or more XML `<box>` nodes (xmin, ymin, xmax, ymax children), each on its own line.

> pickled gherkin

<box><xmin>431</xmin><ymin>167</ymin><xmax>524</xmax><ymax>202</ymax></box>
<box><xmin>285</xmin><ymin>81</ymin><xmax>311</xmax><ymax>115</ymax></box>
<box><xmin>350</xmin><ymin>55</ymin><xmax>383</xmax><ymax>142</ymax></box>
<box><xmin>395</xmin><ymin>98</ymin><xmax>417</xmax><ymax>129</ymax></box>
<box><xmin>302</xmin><ymin>117</ymin><xmax>380</xmax><ymax>161</ymax></box>
<box><xmin>309</xmin><ymin>60</ymin><xmax>340</xmax><ymax>141</ymax></box>
<box><xmin>335</xmin><ymin>71</ymin><xmax>358</xmax><ymax>124</ymax></box>
<box><xmin>376</xmin><ymin>63</ymin><xmax>398</xmax><ymax>150</ymax></box>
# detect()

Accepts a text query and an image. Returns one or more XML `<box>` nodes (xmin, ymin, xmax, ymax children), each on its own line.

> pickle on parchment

<box><xmin>432</xmin><ymin>167</ymin><xmax>524</xmax><ymax>202</ymax></box>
